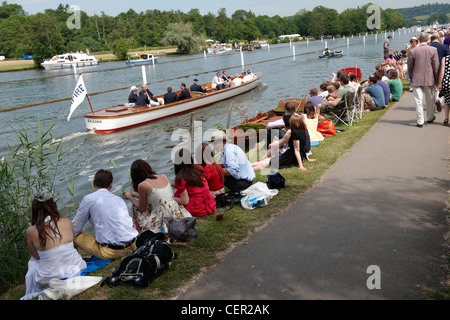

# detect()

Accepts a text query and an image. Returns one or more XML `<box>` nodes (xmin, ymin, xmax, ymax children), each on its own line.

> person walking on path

<box><xmin>407</xmin><ymin>32</ymin><xmax>440</xmax><ymax>127</ymax></box>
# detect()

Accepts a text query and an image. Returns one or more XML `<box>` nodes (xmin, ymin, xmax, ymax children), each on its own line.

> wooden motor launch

<box><xmin>82</xmin><ymin>72</ymin><xmax>262</xmax><ymax>134</ymax></box>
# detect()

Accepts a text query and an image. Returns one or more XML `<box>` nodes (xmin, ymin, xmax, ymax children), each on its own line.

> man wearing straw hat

<box><xmin>128</xmin><ymin>86</ymin><xmax>138</xmax><ymax>104</ymax></box>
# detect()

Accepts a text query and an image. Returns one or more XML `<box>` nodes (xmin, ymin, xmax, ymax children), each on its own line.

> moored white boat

<box><xmin>207</xmin><ymin>43</ymin><xmax>233</xmax><ymax>55</ymax></box>
<box><xmin>41</xmin><ymin>52</ymin><xmax>99</xmax><ymax>70</ymax></box>
<box><xmin>83</xmin><ymin>72</ymin><xmax>262</xmax><ymax>134</ymax></box>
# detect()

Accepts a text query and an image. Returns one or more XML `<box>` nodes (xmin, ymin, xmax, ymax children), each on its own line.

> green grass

<box><xmin>4</xmin><ymin>80</ymin><xmax>448</xmax><ymax>300</ymax></box>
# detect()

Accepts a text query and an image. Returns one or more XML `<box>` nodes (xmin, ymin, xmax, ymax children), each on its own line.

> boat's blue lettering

<box><xmin>71</xmin><ymin>84</ymin><xmax>85</xmax><ymax>103</ymax></box>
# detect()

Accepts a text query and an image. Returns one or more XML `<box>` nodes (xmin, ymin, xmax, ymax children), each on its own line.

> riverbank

<box><xmin>0</xmin><ymin>47</ymin><xmax>178</xmax><ymax>72</ymax></box>
<box><xmin>5</xmin><ymin>79</ymin><xmax>447</xmax><ymax>301</ymax></box>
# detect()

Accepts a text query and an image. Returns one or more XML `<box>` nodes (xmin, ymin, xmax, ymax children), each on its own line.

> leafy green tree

<box><xmin>213</xmin><ymin>8</ymin><xmax>232</xmax><ymax>42</ymax></box>
<box><xmin>0</xmin><ymin>1</ymin><xmax>26</xmax><ymax>19</ymax></box>
<box><xmin>0</xmin><ymin>14</ymin><xmax>31</xmax><ymax>58</ymax></box>
<box><xmin>203</xmin><ymin>12</ymin><xmax>217</xmax><ymax>38</ymax></box>
<box><xmin>29</xmin><ymin>13</ymin><xmax>66</xmax><ymax>65</ymax></box>
<box><xmin>111</xmin><ymin>38</ymin><xmax>130</xmax><ymax>60</ymax></box>
<box><xmin>241</xmin><ymin>19</ymin><xmax>262</xmax><ymax>41</ymax></box>
<box><xmin>185</xmin><ymin>9</ymin><xmax>205</xmax><ymax>35</ymax></box>
<box><xmin>163</xmin><ymin>22</ymin><xmax>203</xmax><ymax>54</ymax></box>
<box><xmin>381</xmin><ymin>8</ymin><xmax>404</xmax><ymax>31</ymax></box>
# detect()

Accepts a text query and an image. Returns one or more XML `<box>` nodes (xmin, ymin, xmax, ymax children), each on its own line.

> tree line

<box><xmin>0</xmin><ymin>2</ymin><xmax>408</xmax><ymax>65</ymax></box>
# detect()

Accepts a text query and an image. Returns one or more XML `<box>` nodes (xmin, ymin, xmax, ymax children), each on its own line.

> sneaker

<box><xmin>435</xmin><ymin>100</ymin><xmax>442</xmax><ymax>112</ymax></box>
<box><xmin>409</xmin><ymin>88</ymin><xmax>413</xmax><ymax>92</ymax></box>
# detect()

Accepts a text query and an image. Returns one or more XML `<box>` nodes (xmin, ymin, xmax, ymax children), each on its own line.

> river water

<box><xmin>0</xmin><ymin>30</ymin><xmax>415</xmax><ymax>214</ymax></box>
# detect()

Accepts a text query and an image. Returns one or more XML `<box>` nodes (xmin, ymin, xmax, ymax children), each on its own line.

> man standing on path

<box><xmin>407</xmin><ymin>32</ymin><xmax>440</xmax><ymax>127</ymax></box>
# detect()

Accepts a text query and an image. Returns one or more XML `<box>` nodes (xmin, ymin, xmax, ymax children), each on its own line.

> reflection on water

<box><xmin>0</xmin><ymin>31</ymin><xmax>415</xmax><ymax>213</ymax></box>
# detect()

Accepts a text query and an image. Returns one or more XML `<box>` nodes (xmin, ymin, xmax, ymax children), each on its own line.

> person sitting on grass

<box><xmin>72</xmin><ymin>169</ymin><xmax>138</xmax><ymax>260</ymax></box>
<box><xmin>253</xmin><ymin>114</ymin><xmax>315</xmax><ymax>172</ymax></box>
<box><xmin>173</xmin><ymin>148</ymin><xmax>216</xmax><ymax>217</ymax></box>
<box><xmin>196</xmin><ymin>143</ymin><xmax>226</xmax><ymax>198</ymax></box>
<box><xmin>386</xmin><ymin>69</ymin><xmax>403</xmax><ymax>102</ymax></box>
<box><xmin>318</xmin><ymin>74</ymin><xmax>354</xmax><ymax>116</ymax></box>
<box><xmin>211</xmin><ymin>131</ymin><xmax>255</xmax><ymax>192</ymax></box>
<box><xmin>307</xmin><ymin>88</ymin><xmax>324</xmax><ymax>111</ymax></box>
<box><xmin>252</xmin><ymin>113</ymin><xmax>293</xmax><ymax>171</ymax></box>
<box><xmin>361</xmin><ymin>76</ymin><xmax>386</xmax><ymax>111</ymax></box>
<box><xmin>374</xmin><ymin>70</ymin><xmax>391</xmax><ymax>106</ymax></box>
<box><xmin>22</xmin><ymin>188</ymin><xmax>86</xmax><ymax>300</ymax></box>
<box><xmin>302</xmin><ymin>102</ymin><xmax>325</xmax><ymax>144</ymax></box>
<box><xmin>122</xmin><ymin>159</ymin><xmax>191</xmax><ymax>234</ymax></box>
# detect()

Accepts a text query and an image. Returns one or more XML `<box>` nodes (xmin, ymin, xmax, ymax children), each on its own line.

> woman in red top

<box><xmin>196</xmin><ymin>143</ymin><xmax>225</xmax><ymax>198</ymax></box>
<box><xmin>173</xmin><ymin>148</ymin><xmax>216</xmax><ymax>217</ymax></box>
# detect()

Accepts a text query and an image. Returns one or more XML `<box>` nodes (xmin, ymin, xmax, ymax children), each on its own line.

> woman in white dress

<box><xmin>123</xmin><ymin>159</ymin><xmax>191</xmax><ymax>234</ymax></box>
<box><xmin>22</xmin><ymin>188</ymin><xmax>86</xmax><ymax>300</ymax></box>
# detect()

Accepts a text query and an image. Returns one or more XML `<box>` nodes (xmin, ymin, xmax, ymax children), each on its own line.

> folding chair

<box><xmin>331</xmin><ymin>91</ymin><xmax>356</xmax><ymax>127</ymax></box>
<box><xmin>353</xmin><ymin>86</ymin><xmax>364</xmax><ymax>121</ymax></box>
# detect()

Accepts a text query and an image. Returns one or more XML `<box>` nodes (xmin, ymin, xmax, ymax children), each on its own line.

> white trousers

<box><xmin>412</xmin><ymin>86</ymin><xmax>435</xmax><ymax>125</ymax></box>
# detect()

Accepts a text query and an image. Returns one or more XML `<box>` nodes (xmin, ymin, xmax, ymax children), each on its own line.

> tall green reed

<box><xmin>0</xmin><ymin>117</ymin><xmax>72</xmax><ymax>293</ymax></box>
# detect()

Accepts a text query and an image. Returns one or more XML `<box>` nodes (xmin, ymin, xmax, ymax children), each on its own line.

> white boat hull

<box><xmin>84</xmin><ymin>74</ymin><xmax>262</xmax><ymax>134</ymax></box>
<box><xmin>41</xmin><ymin>60</ymin><xmax>99</xmax><ymax>70</ymax></box>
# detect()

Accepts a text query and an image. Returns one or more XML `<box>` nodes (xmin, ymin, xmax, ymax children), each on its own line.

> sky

<box><xmin>16</xmin><ymin>0</ymin><xmax>441</xmax><ymax>17</ymax></box>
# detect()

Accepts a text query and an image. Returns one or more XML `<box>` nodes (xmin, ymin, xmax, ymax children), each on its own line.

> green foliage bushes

<box><xmin>0</xmin><ymin>2</ymin><xmax>412</xmax><ymax>65</ymax></box>
<box><xmin>0</xmin><ymin>118</ymin><xmax>72</xmax><ymax>294</ymax></box>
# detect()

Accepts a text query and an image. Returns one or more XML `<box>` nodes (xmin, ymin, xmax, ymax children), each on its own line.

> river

<box><xmin>0</xmin><ymin>30</ymin><xmax>416</xmax><ymax>215</ymax></box>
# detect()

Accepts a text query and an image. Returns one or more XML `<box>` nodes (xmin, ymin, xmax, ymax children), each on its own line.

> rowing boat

<box><xmin>319</xmin><ymin>50</ymin><xmax>343</xmax><ymax>59</ymax></box>
<box><xmin>83</xmin><ymin>72</ymin><xmax>263</xmax><ymax>134</ymax></box>
<box><xmin>228</xmin><ymin>98</ymin><xmax>306</xmax><ymax>144</ymax></box>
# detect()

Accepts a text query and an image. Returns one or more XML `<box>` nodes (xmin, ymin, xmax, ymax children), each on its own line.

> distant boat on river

<box><xmin>82</xmin><ymin>72</ymin><xmax>263</xmax><ymax>134</ymax></box>
<box><xmin>319</xmin><ymin>50</ymin><xmax>344</xmax><ymax>59</ymax></box>
<box><xmin>206</xmin><ymin>44</ymin><xmax>233</xmax><ymax>55</ymax></box>
<box><xmin>126</xmin><ymin>53</ymin><xmax>158</xmax><ymax>66</ymax></box>
<box><xmin>41</xmin><ymin>52</ymin><xmax>99</xmax><ymax>70</ymax></box>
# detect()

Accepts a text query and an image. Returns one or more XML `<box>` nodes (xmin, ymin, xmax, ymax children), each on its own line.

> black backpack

<box><xmin>215</xmin><ymin>191</ymin><xmax>243</xmax><ymax>211</ymax></box>
<box><xmin>101</xmin><ymin>232</ymin><xmax>176</xmax><ymax>288</ymax></box>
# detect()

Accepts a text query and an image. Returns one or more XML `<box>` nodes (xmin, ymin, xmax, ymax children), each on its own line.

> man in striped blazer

<box><xmin>407</xmin><ymin>32</ymin><xmax>440</xmax><ymax>127</ymax></box>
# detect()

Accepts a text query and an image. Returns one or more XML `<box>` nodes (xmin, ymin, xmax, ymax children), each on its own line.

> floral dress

<box><xmin>132</xmin><ymin>182</ymin><xmax>191</xmax><ymax>234</ymax></box>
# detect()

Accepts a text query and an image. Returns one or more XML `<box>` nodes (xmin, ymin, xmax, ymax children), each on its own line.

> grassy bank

<box><xmin>0</xmin><ymin>47</ymin><xmax>178</xmax><ymax>72</ymax></box>
<box><xmin>3</xmin><ymin>80</ymin><xmax>447</xmax><ymax>300</ymax></box>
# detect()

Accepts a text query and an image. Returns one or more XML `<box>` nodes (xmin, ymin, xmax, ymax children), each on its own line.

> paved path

<box><xmin>178</xmin><ymin>92</ymin><xmax>449</xmax><ymax>300</ymax></box>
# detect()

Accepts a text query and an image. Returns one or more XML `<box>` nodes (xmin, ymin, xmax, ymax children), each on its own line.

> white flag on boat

<box><xmin>67</xmin><ymin>75</ymin><xmax>87</xmax><ymax>121</ymax></box>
